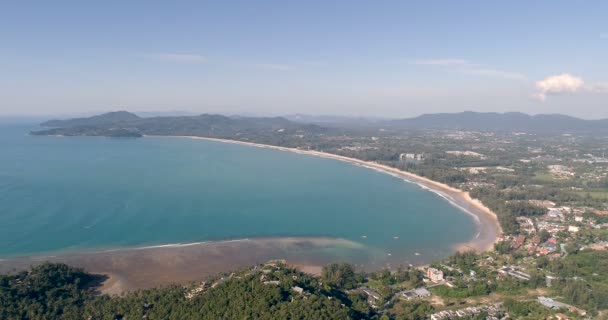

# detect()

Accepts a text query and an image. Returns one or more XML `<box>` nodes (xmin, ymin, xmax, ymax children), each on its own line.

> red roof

<box><xmin>595</xmin><ymin>211</ymin><xmax>608</xmax><ymax>216</ymax></box>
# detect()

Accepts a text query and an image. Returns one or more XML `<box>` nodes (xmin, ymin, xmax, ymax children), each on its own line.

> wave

<box><xmin>100</xmin><ymin>238</ymin><xmax>253</xmax><ymax>253</ymax></box>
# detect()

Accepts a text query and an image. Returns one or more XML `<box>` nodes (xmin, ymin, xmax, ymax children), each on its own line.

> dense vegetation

<box><xmin>548</xmin><ymin>250</ymin><xmax>608</xmax><ymax>311</ymax></box>
<box><xmin>1</xmin><ymin>263</ymin><xmax>388</xmax><ymax>320</ymax></box>
<box><xmin>25</xmin><ymin>111</ymin><xmax>608</xmax><ymax>316</ymax></box>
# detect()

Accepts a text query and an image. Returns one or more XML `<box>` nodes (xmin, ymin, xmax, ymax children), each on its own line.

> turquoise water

<box><xmin>0</xmin><ymin>124</ymin><xmax>476</xmax><ymax>265</ymax></box>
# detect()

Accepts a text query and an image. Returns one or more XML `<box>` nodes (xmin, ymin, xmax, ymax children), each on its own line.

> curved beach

<box><xmin>0</xmin><ymin>134</ymin><xmax>502</xmax><ymax>294</ymax></box>
<box><xmin>165</xmin><ymin>135</ymin><xmax>503</xmax><ymax>252</ymax></box>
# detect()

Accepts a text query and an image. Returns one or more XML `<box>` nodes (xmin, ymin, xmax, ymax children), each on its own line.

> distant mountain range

<box><xmin>32</xmin><ymin>111</ymin><xmax>608</xmax><ymax>136</ymax></box>
<box><xmin>33</xmin><ymin>111</ymin><xmax>328</xmax><ymax>138</ymax></box>
<box><xmin>290</xmin><ymin>111</ymin><xmax>608</xmax><ymax>134</ymax></box>
<box><xmin>387</xmin><ymin>111</ymin><xmax>608</xmax><ymax>133</ymax></box>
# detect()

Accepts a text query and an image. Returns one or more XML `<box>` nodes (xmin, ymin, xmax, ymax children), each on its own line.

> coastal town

<box><xmin>4</xmin><ymin>112</ymin><xmax>608</xmax><ymax>319</ymax></box>
<box><xmin>150</xmin><ymin>128</ymin><xmax>608</xmax><ymax>319</ymax></box>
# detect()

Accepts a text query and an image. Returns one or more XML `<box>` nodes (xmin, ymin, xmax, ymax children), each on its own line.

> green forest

<box><xmin>0</xmin><ymin>263</ymin><xmax>385</xmax><ymax>320</ymax></box>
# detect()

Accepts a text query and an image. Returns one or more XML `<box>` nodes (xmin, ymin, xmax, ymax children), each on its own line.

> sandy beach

<box><xmin>165</xmin><ymin>135</ymin><xmax>503</xmax><ymax>252</ymax></box>
<box><xmin>0</xmin><ymin>237</ymin><xmax>354</xmax><ymax>294</ymax></box>
<box><xmin>0</xmin><ymin>135</ymin><xmax>502</xmax><ymax>294</ymax></box>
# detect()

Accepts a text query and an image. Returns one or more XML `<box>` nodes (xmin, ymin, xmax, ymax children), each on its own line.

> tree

<box><xmin>321</xmin><ymin>263</ymin><xmax>360</xmax><ymax>290</ymax></box>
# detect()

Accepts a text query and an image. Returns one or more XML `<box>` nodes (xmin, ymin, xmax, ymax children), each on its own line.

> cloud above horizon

<box><xmin>411</xmin><ymin>59</ymin><xmax>526</xmax><ymax>81</ymax></box>
<box><xmin>534</xmin><ymin>73</ymin><xmax>585</xmax><ymax>101</ymax></box>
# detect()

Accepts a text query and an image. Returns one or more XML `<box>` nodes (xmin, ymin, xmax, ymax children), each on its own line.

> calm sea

<box><xmin>0</xmin><ymin>124</ymin><xmax>476</xmax><ymax>266</ymax></box>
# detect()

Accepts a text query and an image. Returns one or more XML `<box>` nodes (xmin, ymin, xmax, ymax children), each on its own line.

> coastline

<box><xmin>1</xmin><ymin>133</ymin><xmax>503</xmax><ymax>294</ymax></box>
<box><xmin>159</xmin><ymin>135</ymin><xmax>503</xmax><ymax>252</ymax></box>
<box><xmin>0</xmin><ymin>237</ymin><xmax>357</xmax><ymax>294</ymax></box>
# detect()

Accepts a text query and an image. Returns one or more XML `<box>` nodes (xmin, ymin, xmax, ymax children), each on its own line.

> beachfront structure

<box><xmin>399</xmin><ymin>153</ymin><xmax>424</xmax><ymax>164</ymax></box>
<box><xmin>427</xmin><ymin>268</ymin><xmax>444</xmax><ymax>282</ymax></box>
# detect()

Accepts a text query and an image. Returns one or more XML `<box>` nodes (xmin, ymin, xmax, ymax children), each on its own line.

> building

<box><xmin>362</xmin><ymin>288</ymin><xmax>381</xmax><ymax>308</ymax></box>
<box><xmin>399</xmin><ymin>153</ymin><xmax>424</xmax><ymax>164</ymax></box>
<box><xmin>538</xmin><ymin>296</ymin><xmax>569</xmax><ymax>310</ymax></box>
<box><xmin>499</xmin><ymin>266</ymin><xmax>531</xmax><ymax>280</ymax></box>
<box><xmin>568</xmin><ymin>226</ymin><xmax>580</xmax><ymax>233</ymax></box>
<box><xmin>402</xmin><ymin>287</ymin><xmax>431</xmax><ymax>300</ymax></box>
<box><xmin>538</xmin><ymin>296</ymin><xmax>587</xmax><ymax>316</ymax></box>
<box><xmin>427</xmin><ymin>268</ymin><xmax>444</xmax><ymax>282</ymax></box>
<box><xmin>512</xmin><ymin>235</ymin><xmax>526</xmax><ymax>249</ymax></box>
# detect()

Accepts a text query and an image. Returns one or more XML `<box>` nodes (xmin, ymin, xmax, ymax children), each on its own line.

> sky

<box><xmin>1</xmin><ymin>1</ymin><xmax>607</xmax><ymax>119</ymax></box>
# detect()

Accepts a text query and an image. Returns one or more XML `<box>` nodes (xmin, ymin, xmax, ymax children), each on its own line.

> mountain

<box><xmin>41</xmin><ymin>111</ymin><xmax>141</xmax><ymax>127</ymax></box>
<box><xmin>32</xmin><ymin>112</ymin><xmax>328</xmax><ymax>138</ymax></box>
<box><xmin>285</xmin><ymin>114</ymin><xmax>389</xmax><ymax>127</ymax></box>
<box><xmin>388</xmin><ymin>111</ymin><xmax>608</xmax><ymax>133</ymax></box>
<box><xmin>32</xmin><ymin>111</ymin><xmax>608</xmax><ymax>137</ymax></box>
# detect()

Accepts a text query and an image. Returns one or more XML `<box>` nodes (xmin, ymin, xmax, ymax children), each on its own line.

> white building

<box><xmin>427</xmin><ymin>268</ymin><xmax>444</xmax><ymax>282</ymax></box>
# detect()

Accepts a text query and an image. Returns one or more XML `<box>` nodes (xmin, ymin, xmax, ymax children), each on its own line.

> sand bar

<box><xmin>0</xmin><ymin>135</ymin><xmax>503</xmax><ymax>294</ymax></box>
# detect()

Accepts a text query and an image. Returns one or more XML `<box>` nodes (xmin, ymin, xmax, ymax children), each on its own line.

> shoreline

<box><xmin>1</xmin><ymin>133</ymin><xmax>503</xmax><ymax>294</ymax></box>
<box><xmin>0</xmin><ymin>237</ymin><xmax>359</xmax><ymax>294</ymax></box>
<box><xmin>160</xmin><ymin>135</ymin><xmax>503</xmax><ymax>252</ymax></box>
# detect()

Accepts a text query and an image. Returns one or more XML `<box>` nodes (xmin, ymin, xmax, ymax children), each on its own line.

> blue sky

<box><xmin>1</xmin><ymin>1</ymin><xmax>607</xmax><ymax>118</ymax></box>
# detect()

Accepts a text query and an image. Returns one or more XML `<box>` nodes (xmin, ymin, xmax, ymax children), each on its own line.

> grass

<box><xmin>532</xmin><ymin>172</ymin><xmax>558</xmax><ymax>183</ymax></box>
<box><xmin>574</xmin><ymin>190</ymin><xmax>608</xmax><ymax>199</ymax></box>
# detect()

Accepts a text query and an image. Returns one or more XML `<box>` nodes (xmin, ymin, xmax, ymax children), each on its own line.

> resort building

<box><xmin>427</xmin><ymin>268</ymin><xmax>444</xmax><ymax>282</ymax></box>
<box><xmin>399</xmin><ymin>153</ymin><xmax>424</xmax><ymax>164</ymax></box>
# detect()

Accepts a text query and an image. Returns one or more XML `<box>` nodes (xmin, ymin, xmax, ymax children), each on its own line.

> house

<box><xmin>538</xmin><ymin>296</ymin><xmax>568</xmax><ymax>310</ymax></box>
<box><xmin>587</xmin><ymin>241</ymin><xmax>608</xmax><ymax>251</ymax></box>
<box><xmin>568</xmin><ymin>226</ymin><xmax>580</xmax><ymax>233</ymax></box>
<box><xmin>402</xmin><ymin>288</ymin><xmax>431</xmax><ymax>300</ymax></box>
<box><xmin>512</xmin><ymin>235</ymin><xmax>526</xmax><ymax>249</ymax></box>
<box><xmin>292</xmin><ymin>286</ymin><xmax>304</xmax><ymax>294</ymax></box>
<box><xmin>499</xmin><ymin>266</ymin><xmax>531</xmax><ymax>280</ymax></box>
<box><xmin>362</xmin><ymin>288</ymin><xmax>381</xmax><ymax>308</ymax></box>
<box><xmin>399</xmin><ymin>153</ymin><xmax>424</xmax><ymax>164</ymax></box>
<box><xmin>555</xmin><ymin>313</ymin><xmax>570</xmax><ymax>320</ymax></box>
<box><xmin>427</xmin><ymin>268</ymin><xmax>444</xmax><ymax>282</ymax></box>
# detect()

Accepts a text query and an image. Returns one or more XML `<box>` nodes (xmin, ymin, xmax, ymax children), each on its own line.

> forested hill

<box><xmin>0</xmin><ymin>262</ymin><xmax>374</xmax><ymax>320</ymax></box>
<box><xmin>41</xmin><ymin>111</ymin><xmax>142</xmax><ymax>127</ymax></box>
<box><xmin>387</xmin><ymin>111</ymin><xmax>608</xmax><ymax>133</ymax></box>
<box><xmin>33</xmin><ymin>111</ymin><xmax>608</xmax><ymax>138</ymax></box>
<box><xmin>285</xmin><ymin>111</ymin><xmax>608</xmax><ymax>133</ymax></box>
<box><xmin>32</xmin><ymin>112</ymin><xmax>330</xmax><ymax>140</ymax></box>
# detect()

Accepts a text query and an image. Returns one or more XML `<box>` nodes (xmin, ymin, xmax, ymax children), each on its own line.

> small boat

<box><xmin>393</xmin><ymin>236</ymin><xmax>399</xmax><ymax>240</ymax></box>
<box><xmin>414</xmin><ymin>252</ymin><xmax>421</xmax><ymax>256</ymax></box>
<box><xmin>387</xmin><ymin>253</ymin><xmax>392</xmax><ymax>256</ymax></box>
<box><xmin>361</xmin><ymin>235</ymin><xmax>367</xmax><ymax>239</ymax></box>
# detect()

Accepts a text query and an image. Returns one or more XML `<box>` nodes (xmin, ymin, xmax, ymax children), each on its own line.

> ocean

<box><xmin>0</xmin><ymin>124</ymin><xmax>477</xmax><ymax>266</ymax></box>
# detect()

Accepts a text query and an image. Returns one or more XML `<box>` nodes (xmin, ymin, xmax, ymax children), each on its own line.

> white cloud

<box><xmin>144</xmin><ymin>53</ymin><xmax>207</xmax><ymax>63</ymax></box>
<box><xmin>534</xmin><ymin>73</ymin><xmax>584</xmax><ymax>101</ymax></box>
<box><xmin>410</xmin><ymin>58</ymin><xmax>525</xmax><ymax>80</ymax></box>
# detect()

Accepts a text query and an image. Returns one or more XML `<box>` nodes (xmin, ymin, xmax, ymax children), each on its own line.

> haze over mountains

<box><xmin>32</xmin><ymin>111</ymin><xmax>608</xmax><ymax>136</ymax></box>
